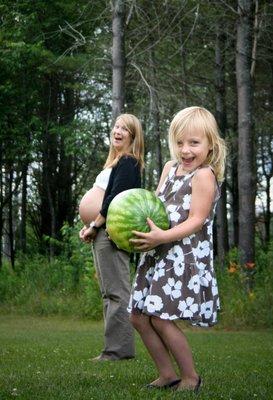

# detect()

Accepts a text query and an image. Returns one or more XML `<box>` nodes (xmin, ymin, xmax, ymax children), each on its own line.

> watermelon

<box><xmin>106</xmin><ymin>188</ymin><xmax>169</xmax><ymax>253</ymax></box>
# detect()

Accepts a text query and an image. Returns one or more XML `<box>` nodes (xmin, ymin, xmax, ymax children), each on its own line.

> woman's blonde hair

<box><xmin>104</xmin><ymin>113</ymin><xmax>144</xmax><ymax>169</ymax></box>
<box><xmin>168</xmin><ymin>106</ymin><xmax>227</xmax><ymax>181</ymax></box>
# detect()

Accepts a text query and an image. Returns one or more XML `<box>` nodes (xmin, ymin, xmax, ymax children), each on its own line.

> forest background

<box><xmin>0</xmin><ymin>0</ymin><xmax>272</xmax><ymax>328</ymax></box>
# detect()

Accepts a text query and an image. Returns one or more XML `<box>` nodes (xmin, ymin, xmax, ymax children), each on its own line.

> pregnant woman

<box><xmin>79</xmin><ymin>168</ymin><xmax>111</xmax><ymax>225</ymax></box>
<box><xmin>79</xmin><ymin>113</ymin><xmax>144</xmax><ymax>361</ymax></box>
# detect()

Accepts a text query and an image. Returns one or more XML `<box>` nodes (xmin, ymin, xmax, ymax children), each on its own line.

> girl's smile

<box><xmin>177</xmin><ymin>129</ymin><xmax>211</xmax><ymax>172</ymax></box>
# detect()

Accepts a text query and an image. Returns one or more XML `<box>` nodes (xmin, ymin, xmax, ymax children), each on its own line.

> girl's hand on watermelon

<box><xmin>130</xmin><ymin>218</ymin><xmax>165</xmax><ymax>251</ymax></box>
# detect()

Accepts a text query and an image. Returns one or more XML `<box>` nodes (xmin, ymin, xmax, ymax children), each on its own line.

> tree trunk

<box><xmin>260</xmin><ymin>130</ymin><xmax>272</xmax><ymax>244</ymax></box>
<box><xmin>231</xmin><ymin>134</ymin><xmax>239</xmax><ymax>247</ymax></box>
<box><xmin>8</xmin><ymin>167</ymin><xmax>15</xmax><ymax>268</ymax></box>
<box><xmin>19</xmin><ymin>162</ymin><xmax>28</xmax><ymax>253</ymax></box>
<box><xmin>57</xmin><ymin>87</ymin><xmax>74</xmax><ymax>233</ymax></box>
<box><xmin>179</xmin><ymin>24</ymin><xmax>188</xmax><ymax>107</ymax></box>
<box><xmin>149</xmin><ymin>49</ymin><xmax>163</xmax><ymax>179</ymax></box>
<box><xmin>40</xmin><ymin>76</ymin><xmax>59</xmax><ymax>255</ymax></box>
<box><xmin>0</xmin><ymin>142</ymin><xmax>3</xmax><ymax>270</ymax></box>
<box><xmin>215</xmin><ymin>23</ymin><xmax>229</xmax><ymax>265</ymax></box>
<box><xmin>264</xmin><ymin>175</ymin><xmax>271</xmax><ymax>243</ymax></box>
<box><xmin>112</xmin><ymin>0</ymin><xmax>126</xmax><ymax>122</ymax></box>
<box><xmin>236</xmin><ymin>0</ymin><xmax>255</xmax><ymax>264</ymax></box>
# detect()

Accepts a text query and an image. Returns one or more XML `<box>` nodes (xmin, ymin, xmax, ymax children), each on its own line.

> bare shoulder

<box><xmin>162</xmin><ymin>160</ymin><xmax>176</xmax><ymax>174</ymax></box>
<box><xmin>192</xmin><ymin>167</ymin><xmax>216</xmax><ymax>186</ymax></box>
<box><xmin>160</xmin><ymin>160</ymin><xmax>176</xmax><ymax>181</ymax></box>
<box><xmin>155</xmin><ymin>160</ymin><xmax>176</xmax><ymax>194</ymax></box>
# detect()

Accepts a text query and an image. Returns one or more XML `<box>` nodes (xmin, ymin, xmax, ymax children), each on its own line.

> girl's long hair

<box><xmin>168</xmin><ymin>106</ymin><xmax>227</xmax><ymax>181</ymax></box>
<box><xmin>104</xmin><ymin>113</ymin><xmax>144</xmax><ymax>169</ymax></box>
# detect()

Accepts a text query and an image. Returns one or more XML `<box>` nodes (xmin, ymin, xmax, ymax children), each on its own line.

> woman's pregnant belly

<box><xmin>79</xmin><ymin>186</ymin><xmax>105</xmax><ymax>225</ymax></box>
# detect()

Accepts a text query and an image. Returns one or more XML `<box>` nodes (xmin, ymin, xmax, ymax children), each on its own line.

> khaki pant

<box><xmin>92</xmin><ymin>228</ymin><xmax>135</xmax><ymax>359</ymax></box>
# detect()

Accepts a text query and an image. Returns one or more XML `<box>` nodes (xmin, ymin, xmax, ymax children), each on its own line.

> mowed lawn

<box><xmin>0</xmin><ymin>316</ymin><xmax>272</xmax><ymax>400</ymax></box>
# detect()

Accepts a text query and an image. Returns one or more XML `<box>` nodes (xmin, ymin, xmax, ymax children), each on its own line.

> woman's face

<box><xmin>112</xmin><ymin>118</ymin><xmax>133</xmax><ymax>153</ymax></box>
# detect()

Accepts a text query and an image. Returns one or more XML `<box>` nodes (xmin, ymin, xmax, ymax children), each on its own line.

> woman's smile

<box><xmin>112</xmin><ymin>118</ymin><xmax>132</xmax><ymax>152</ymax></box>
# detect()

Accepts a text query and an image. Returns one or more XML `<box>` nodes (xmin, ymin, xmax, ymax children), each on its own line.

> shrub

<box><xmin>216</xmin><ymin>241</ymin><xmax>273</xmax><ymax>329</ymax></box>
<box><xmin>0</xmin><ymin>222</ymin><xmax>103</xmax><ymax>319</ymax></box>
<box><xmin>1</xmin><ymin>225</ymin><xmax>272</xmax><ymax>329</ymax></box>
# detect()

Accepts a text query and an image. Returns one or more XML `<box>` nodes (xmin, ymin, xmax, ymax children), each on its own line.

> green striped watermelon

<box><xmin>106</xmin><ymin>188</ymin><xmax>169</xmax><ymax>253</ymax></box>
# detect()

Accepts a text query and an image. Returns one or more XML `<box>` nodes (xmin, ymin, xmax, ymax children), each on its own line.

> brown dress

<box><xmin>128</xmin><ymin>165</ymin><xmax>220</xmax><ymax>327</ymax></box>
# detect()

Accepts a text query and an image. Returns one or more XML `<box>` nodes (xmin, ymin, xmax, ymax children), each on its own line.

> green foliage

<box><xmin>0</xmin><ymin>223</ymin><xmax>103</xmax><ymax>319</ymax></box>
<box><xmin>216</xmin><ymin>241</ymin><xmax>273</xmax><ymax>329</ymax></box>
<box><xmin>1</xmin><ymin>236</ymin><xmax>273</xmax><ymax>329</ymax></box>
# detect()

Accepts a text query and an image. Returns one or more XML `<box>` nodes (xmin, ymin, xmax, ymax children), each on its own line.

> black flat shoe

<box><xmin>194</xmin><ymin>376</ymin><xmax>202</xmax><ymax>394</ymax></box>
<box><xmin>146</xmin><ymin>379</ymin><xmax>181</xmax><ymax>389</ymax></box>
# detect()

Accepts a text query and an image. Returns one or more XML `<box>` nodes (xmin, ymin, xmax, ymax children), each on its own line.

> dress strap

<box><xmin>168</xmin><ymin>164</ymin><xmax>177</xmax><ymax>179</ymax></box>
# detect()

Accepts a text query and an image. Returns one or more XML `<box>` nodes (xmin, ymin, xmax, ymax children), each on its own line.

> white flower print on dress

<box><xmin>174</xmin><ymin>263</ymin><xmax>185</xmax><ymax>277</ymax></box>
<box><xmin>158</xmin><ymin>194</ymin><xmax>165</xmax><ymax>202</ymax></box>
<box><xmin>200</xmin><ymin>271</ymin><xmax>212</xmax><ymax>287</ymax></box>
<box><xmin>161</xmin><ymin>313</ymin><xmax>177</xmax><ymax>320</ymax></box>
<box><xmin>211</xmin><ymin>278</ymin><xmax>219</xmax><ymax>296</ymax></box>
<box><xmin>167</xmin><ymin>205</ymin><xmax>180</xmax><ymax>223</ymax></box>
<box><xmin>160</xmin><ymin>313</ymin><xmax>170</xmax><ymax>320</ymax></box>
<box><xmin>171</xmin><ymin>179</ymin><xmax>184</xmax><ymax>193</ymax></box>
<box><xmin>158</xmin><ymin>175</ymin><xmax>169</xmax><ymax>196</ymax></box>
<box><xmin>178</xmin><ymin>297</ymin><xmax>198</xmax><ymax>318</ymax></box>
<box><xmin>139</xmin><ymin>249</ymin><xmax>155</xmax><ymax>266</ymax></box>
<box><xmin>182</xmin><ymin>194</ymin><xmax>191</xmax><ymax>210</ymax></box>
<box><xmin>207</xmin><ymin>222</ymin><xmax>213</xmax><ymax>236</ymax></box>
<box><xmin>158</xmin><ymin>185</ymin><xmax>166</xmax><ymax>196</ymax></box>
<box><xmin>182</xmin><ymin>237</ymin><xmax>191</xmax><ymax>245</ymax></box>
<box><xmin>166</xmin><ymin>245</ymin><xmax>185</xmax><ymax>276</ymax></box>
<box><xmin>138</xmin><ymin>254</ymin><xmax>146</xmax><ymax>268</ymax></box>
<box><xmin>145</xmin><ymin>267</ymin><xmax>154</xmax><ymax>282</ymax></box>
<box><xmin>210</xmin><ymin>249</ymin><xmax>214</xmax><ymax>261</ymax></box>
<box><xmin>133</xmin><ymin>288</ymin><xmax>148</xmax><ymax>309</ymax></box>
<box><xmin>145</xmin><ymin>295</ymin><xmax>164</xmax><ymax>313</ymax></box>
<box><xmin>162</xmin><ymin>278</ymin><xmax>182</xmax><ymax>300</ymax></box>
<box><xmin>187</xmin><ymin>274</ymin><xmax>200</xmax><ymax>294</ymax></box>
<box><xmin>201</xmin><ymin>300</ymin><xmax>213</xmax><ymax>319</ymax></box>
<box><xmin>153</xmin><ymin>260</ymin><xmax>166</xmax><ymax>281</ymax></box>
<box><xmin>196</xmin><ymin>261</ymin><xmax>206</xmax><ymax>271</ymax></box>
<box><xmin>212</xmin><ymin>311</ymin><xmax>217</xmax><ymax>322</ymax></box>
<box><xmin>193</xmin><ymin>240</ymin><xmax>210</xmax><ymax>259</ymax></box>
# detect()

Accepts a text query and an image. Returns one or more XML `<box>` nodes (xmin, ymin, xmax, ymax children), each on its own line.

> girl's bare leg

<box><xmin>130</xmin><ymin>313</ymin><xmax>179</xmax><ymax>386</ymax></box>
<box><xmin>151</xmin><ymin>316</ymin><xmax>199</xmax><ymax>389</ymax></box>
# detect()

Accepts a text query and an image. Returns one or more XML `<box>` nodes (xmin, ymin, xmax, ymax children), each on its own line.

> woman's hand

<box><xmin>79</xmin><ymin>226</ymin><xmax>97</xmax><ymax>243</ymax></box>
<box><xmin>130</xmin><ymin>218</ymin><xmax>165</xmax><ymax>251</ymax></box>
<box><xmin>79</xmin><ymin>226</ymin><xmax>87</xmax><ymax>241</ymax></box>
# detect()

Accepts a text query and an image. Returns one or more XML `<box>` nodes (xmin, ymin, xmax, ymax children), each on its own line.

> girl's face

<box><xmin>176</xmin><ymin>128</ymin><xmax>211</xmax><ymax>172</ymax></box>
<box><xmin>112</xmin><ymin>118</ymin><xmax>132</xmax><ymax>153</ymax></box>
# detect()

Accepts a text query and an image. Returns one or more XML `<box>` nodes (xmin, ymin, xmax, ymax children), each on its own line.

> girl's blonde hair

<box><xmin>104</xmin><ymin>113</ymin><xmax>144</xmax><ymax>169</ymax></box>
<box><xmin>168</xmin><ymin>106</ymin><xmax>227</xmax><ymax>181</ymax></box>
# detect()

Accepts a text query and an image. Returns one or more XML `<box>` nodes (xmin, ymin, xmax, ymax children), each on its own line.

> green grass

<box><xmin>0</xmin><ymin>316</ymin><xmax>272</xmax><ymax>400</ymax></box>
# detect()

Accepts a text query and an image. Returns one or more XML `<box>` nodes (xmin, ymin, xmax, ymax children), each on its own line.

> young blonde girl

<box><xmin>128</xmin><ymin>106</ymin><xmax>226</xmax><ymax>391</ymax></box>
